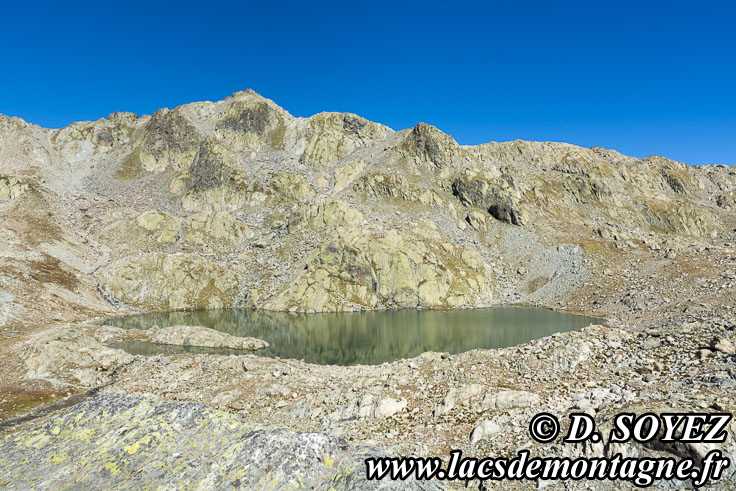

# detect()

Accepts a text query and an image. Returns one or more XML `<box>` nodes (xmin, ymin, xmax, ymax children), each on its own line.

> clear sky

<box><xmin>2</xmin><ymin>0</ymin><xmax>734</xmax><ymax>165</ymax></box>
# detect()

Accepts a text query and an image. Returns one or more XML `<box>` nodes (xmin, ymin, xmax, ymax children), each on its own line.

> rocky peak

<box><xmin>401</xmin><ymin>122</ymin><xmax>468</xmax><ymax>170</ymax></box>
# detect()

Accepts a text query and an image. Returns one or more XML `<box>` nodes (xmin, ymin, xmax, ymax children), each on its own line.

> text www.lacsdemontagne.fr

<box><xmin>365</xmin><ymin>449</ymin><xmax>730</xmax><ymax>487</ymax></box>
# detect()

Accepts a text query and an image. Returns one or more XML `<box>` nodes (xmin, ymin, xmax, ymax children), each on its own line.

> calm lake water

<box><xmin>104</xmin><ymin>307</ymin><xmax>601</xmax><ymax>366</ymax></box>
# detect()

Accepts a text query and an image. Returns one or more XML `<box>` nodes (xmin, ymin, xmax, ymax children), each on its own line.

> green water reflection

<box><xmin>104</xmin><ymin>307</ymin><xmax>601</xmax><ymax>366</ymax></box>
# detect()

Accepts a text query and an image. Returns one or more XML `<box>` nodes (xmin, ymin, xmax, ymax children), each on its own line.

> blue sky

<box><xmin>2</xmin><ymin>0</ymin><xmax>734</xmax><ymax>165</ymax></box>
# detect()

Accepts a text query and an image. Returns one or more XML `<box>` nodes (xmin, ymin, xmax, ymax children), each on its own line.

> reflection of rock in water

<box><xmin>104</xmin><ymin>307</ymin><xmax>600</xmax><ymax>365</ymax></box>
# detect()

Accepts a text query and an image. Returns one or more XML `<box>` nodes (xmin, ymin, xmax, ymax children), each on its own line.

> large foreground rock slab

<box><xmin>0</xmin><ymin>395</ymin><xmax>443</xmax><ymax>490</ymax></box>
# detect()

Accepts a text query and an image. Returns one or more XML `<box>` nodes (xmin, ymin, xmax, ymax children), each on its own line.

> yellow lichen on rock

<box><xmin>300</xmin><ymin>113</ymin><xmax>389</xmax><ymax>168</ymax></box>
<box><xmin>0</xmin><ymin>176</ymin><xmax>29</xmax><ymax>201</ymax></box>
<box><xmin>135</xmin><ymin>211</ymin><xmax>181</xmax><ymax>245</ymax></box>
<box><xmin>270</xmin><ymin>172</ymin><xmax>315</xmax><ymax>202</ymax></box>
<box><xmin>183</xmin><ymin>211</ymin><xmax>253</xmax><ymax>250</ymax></box>
<box><xmin>262</xmin><ymin>223</ymin><xmax>493</xmax><ymax>312</ymax></box>
<box><xmin>333</xmin><ymin>160</ymin><xmax>366</xmax><ymax>193</ymax></box>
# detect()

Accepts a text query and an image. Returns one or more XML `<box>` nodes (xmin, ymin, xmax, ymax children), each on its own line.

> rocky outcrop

<box><xmin>401</xmin><ymin>123</ymin><xmax>468</xmax><ymax>170</ymax></box>
<box><xmin>183</xmin><ymin>211</ymin><xmax>253</xmax><ymax>251</ymax></box>
<box><xmin>333</xmin><ymin>159</ymin><xmax>366</xmax><ymax>192</ymax></box>
<box><xmin>176</xmin><ymin>138</ymin><xmax>261</xmax><ymax>212</ymax></box>
<box><xmin>300</xmin><ymin>112</ymin><xmax>390</xmax><ymax>167</ymax></box>
<box><xmin>355</xmin><ymin>172</ymin><xmax>414</xmax><ymax>201</ymax></box>
<box><xmin>97</xmin><ymin>254</ymin><xmax>240</xmax><ymax>310</ymax></box>
<box><xmin>118</xmin><ymin>107</ymin><xmax>201</xmax><ymax>179</ymax></box>
<box><xmin>135</xmin><ymin>210</ymin><xmax>181</xmax><ymax>244</ymax></box>
<box><xmin>452</xmin><ymin>172</ymin><xmax>528</xmax><ymax>226</ymax></box>
<box><xmin>150</xmin><ymin>325</ymin><xmax>268</xmax><ymax>350</ymax></box>
<box><xmin>263</xmin><ymin>222</ymin><xmax>494</xmax><ymax>312</ymax></box>
<box><xmin>214</xmin><ymin>90</ymin><xmax>290</xmax><ymax>151</ymax></box>
<box><xmin>0</xmin><ymin>395</ymin><xmax>443</xmax><ymax>490</ymax></box>
<box><xmin>270</xmin><ymin>171</ymin><xmax>315</xmax><ymax>202</ymax></box>
<box><xmin>480</xmin><ymin>390</ymin><xmax>539</xmax><ymax>410</ymax></box>
<box><xmin>20</xmin><ymin>327</ymin><xmax>134</xmax><ymax>386</ymax></box>
<box><xmin>0</xmin><ymin>176</ymin><xmax>28</xmax><ymax>202</ymax></box>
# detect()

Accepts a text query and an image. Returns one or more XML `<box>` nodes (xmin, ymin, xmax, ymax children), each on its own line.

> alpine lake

<box><xmin>104</xmin><ymin>306</ymin><xmax>602</xmax><ymax>366</ymax></box>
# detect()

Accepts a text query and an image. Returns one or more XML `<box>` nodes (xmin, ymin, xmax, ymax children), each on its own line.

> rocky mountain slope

<box><xmin>1</xmin><ymin>89</ymin><xmax>734</xmax><ymax>327</ymax></box>
<box><xmin>1</xmin><ymin>91</ymin><xmax>735</xmax><ymax>489</ymax></box>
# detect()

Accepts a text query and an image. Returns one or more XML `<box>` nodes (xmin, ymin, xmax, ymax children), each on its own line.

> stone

<box><xmin>0</xmin><ymin>395</ymin><xmax>443</xmax><ymax>490</ymax></box>
<box><xmin>20</xmin><ymin>326</ymin><xmax>134</xmax><ymax>387</ymax></box>
<box><xmin>262</xmin><ymin>224</ymin><xmax>494</xmax><ymax>312</ymax></box>
<box><xmin>452</xmin><ymin>173</ymin><xmax>528</xmax><ymax>226</ymax></box>
<box><xmin>184</xmin><ymin>211</ymin><xmax>253</xmax><ymax>250</ymax></box>
<box><xmin>711</xmin><ymin>336</ymin><xmax>735</xmax><ymax>354</ymax></box>
<box><xmin>466</xmin><ymin>210</ymin><xmax>488</xmax><ymax>231</ymax></box>
<box><xmin>97</xmin><ymin>253</ymin><xmax>239</xmax><ymax>310</ymax></box>
<box><xmin>0</xmin><ymin>176</ymin><xmax>28</xmax><ymax>202</ymax></box>
<box><xmin>469</xmin><ymin>420</ymin><xmax>502</xmax><ymax>443</ymax></box>
<box><xmin>300</xmin><ymin>113</ymin><xmax>389</xmax><ymax>168</ymax></box>
<box><xmin>373</xmin><ymin>397</ymin><xmax>407</xmax><ymax>418</ymax></box>
<box><xmin>211</xmin><ymin>389</ymin><xmax>243</xmax><ymax>407</ymax></box>
<box><xmin>151</xmin><ymin>325</ymin><xmax>268</xmax><ymax>350</ymax></box>
<box><xmin>135</xmin><ymin>210</ymin><xmax>180</xmax><ymax>244</ymax></box>
<box><xmin>434</xmin><ymin>384</ymin><xmax>482</xmax><ymax>416</ymax></box>
<box><xmin>357</xmin><ymin>394</ymin><xmax>376</xmax><ymax>418</ymax></box>
<box><xmin>271</xmin><ymin>172</ymin><xmax>316</xmax><ymax>202</ymax></box>
<box><xmin>334</xmin><ymin>160</ymin><xmax>366</xmax><ymax>193</ymax></box>
<box><xmin>481</xmin><ymin>390</ymin><xmax>539</xmax><ymax>411</ymax></box>
<box><xmin>401</xmin><ymin>122</ymin><xmax>467</xmax><ymax>169</ymax></box>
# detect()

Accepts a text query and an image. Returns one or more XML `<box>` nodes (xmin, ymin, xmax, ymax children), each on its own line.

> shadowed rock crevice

<box><xmin>452</xmin><ymin>173</ymin><xmax>527</xmax><ymax>226</ymax></box>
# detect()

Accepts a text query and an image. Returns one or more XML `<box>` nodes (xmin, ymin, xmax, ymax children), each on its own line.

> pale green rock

<box><xmin>453</xmin><ymin>173</ymin><xmax>528</xmax><ymax>226</ymax></box>
<box><xmin>20</xmin><ymin>326</ymin><xmax>134</xmax><ymax>387</ymax></box>
<box><xmin>334</xmin><ymin>160</ymin><xmax>366</xmax><ymax>192</ymax></box>
<box><xmin>117</xmin><ymin>107</ymin><xmax>201</xmax><ymax>179</ymax></box>
<box><xmin>97</xmin><ymin>253</ymin><xmax>239</xmax><ymax>310</ymax></box>
<box><xmin>300</xmin><ymin>113</ymin><xmax>389</xmax><ymax>168</ymax></box>
<box><xmin>135</xmin><ymin>211</ymin><xmax>180</xmax><ymax>245</ymax></box>
<box><xmin>184</xmin><ymin>211</ymin><xmax>253</xmax><ymax>249</ymax></box>
<box><xmin>262</xmin><ymin>225</ymin><xmax>494</xmax><ymax>313</ymax></box>
<box><xmin>271</xmin><ymin>172</ymin><xmax>315</xmax><ymax>202</ymax></box>
<box><xmin>401</xmin><ymin>122</ymin><xmax>469</xmax><ymax>170</ymax></box>
<box><xmin>465</xmin><ymin>210</ymin><xmax>487</xmax><ymax>231</ymax></box>
<box><xmin>214</xmin><ymin>90</ymin><xmax>290</xmax><ymax>150</ymax></box>
<box><xmin>150</xmin><ymin>325</ymin><xmax>268</xmax><ymax>350</ymax></box>
<box><xmin>0</xmin><ymin>176</ymin><xmax>28</xmax><ymax>201</ymax></box>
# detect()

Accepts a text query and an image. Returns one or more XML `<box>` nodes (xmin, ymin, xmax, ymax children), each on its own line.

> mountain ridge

<box><xmin>2</xmin><ymin>89</ymin><xmax>719</xmax><ymax>167</ymax></box>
